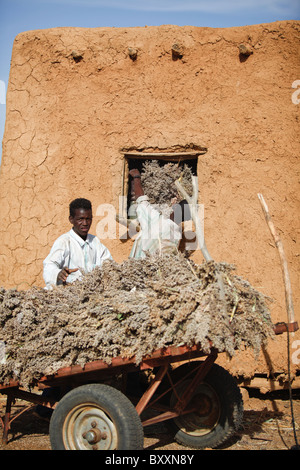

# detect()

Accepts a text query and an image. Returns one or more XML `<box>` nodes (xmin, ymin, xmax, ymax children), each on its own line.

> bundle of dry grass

<box><xmin>140</xmin><ymin>160</ymin><xmax>193</xmax><ymax>215</ymax></box>
<box><xmin>0</xmin><ymin>253</ymin><xmax>274</xmax><ymax>389</ymax></box>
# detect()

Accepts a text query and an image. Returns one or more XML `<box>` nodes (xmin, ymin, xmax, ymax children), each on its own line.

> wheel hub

<box><xmin>63</xmin><ymin>404</ymin><xmax>118</xmax><ymax>450</ymax></box>
<box><xmin>171</xmin><ymin>381</ymin><xmax>221</xmax><ymax>436</ymax></box>
<box><xmin>83</xmin><ymin>428</ymin><xmax>106</xmax><ymax>445</ymax></box>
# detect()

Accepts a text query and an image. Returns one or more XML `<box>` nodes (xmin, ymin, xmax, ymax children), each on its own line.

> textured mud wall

<box><xmin>0</xmin><ymin>22</ymin><xmax>299</xmax><ymax>377</ymax></box>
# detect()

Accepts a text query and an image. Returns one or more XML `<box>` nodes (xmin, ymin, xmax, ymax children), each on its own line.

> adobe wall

<box><xmin>0</xmin><ymin>22</ymin><xmax>299</xmax><ymax>377</ymax></box>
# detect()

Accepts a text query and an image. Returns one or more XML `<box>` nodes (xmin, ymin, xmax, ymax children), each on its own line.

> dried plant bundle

<box><xmin>0</xmin><ymin>253</ymin><xmax>274</xmax><ymax>389</ymax></box>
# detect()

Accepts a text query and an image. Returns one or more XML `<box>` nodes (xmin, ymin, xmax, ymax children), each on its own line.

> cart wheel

<box><xmin>168</xmin><ymin>361</ymin><xmax>243</xmax><ymax>449</ymax></box>
<box><xmin>49</xmin><ymin>383</ymin><xmax>144</xmax><ymax>450</ymax></box>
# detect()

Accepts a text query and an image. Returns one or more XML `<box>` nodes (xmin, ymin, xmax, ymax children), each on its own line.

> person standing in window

<box><xmin>128</xmin><ymin>169</ymin><xmax>191</xmax><ymax>259</ymax></box>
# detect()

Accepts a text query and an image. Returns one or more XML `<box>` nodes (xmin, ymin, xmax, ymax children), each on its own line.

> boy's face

<box><xmin>69</xmin><ymin>208</ymin><xmax>93</xmax><ymax>239</ymax></box>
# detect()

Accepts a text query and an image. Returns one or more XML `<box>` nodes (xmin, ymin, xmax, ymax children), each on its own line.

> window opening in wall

<box><xmin>120</xmin><ymin>150</ymin><xmax>205</xmax><ymax>222</ymax></box>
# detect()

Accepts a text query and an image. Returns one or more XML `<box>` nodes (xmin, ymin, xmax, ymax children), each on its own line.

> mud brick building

<box><xmin>0</xmin><ymin>21</ymin><xmax>299</xmax><ymax>384</ymax></box>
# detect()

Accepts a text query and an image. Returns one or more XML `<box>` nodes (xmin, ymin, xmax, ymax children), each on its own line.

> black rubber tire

<box><xmin>49</xmin><ymin>383</ymin><xmax>144</xmax><ymax>450</ymax></box>
<box><xmin>167</xmin><ymin>361</ymin><xmax>243</xmax><ymax>449</ymax></box>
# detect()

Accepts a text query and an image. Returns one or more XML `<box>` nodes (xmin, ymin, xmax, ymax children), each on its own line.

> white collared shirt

<box><xmin>43</xmin><ymin>228</ymin><xmax>112</xmax><ymax>289</ymax></box>
<box><xmin>129</xmin><ymin>195</ymin><xmax>181</xmax><ymax>259</ymax></box>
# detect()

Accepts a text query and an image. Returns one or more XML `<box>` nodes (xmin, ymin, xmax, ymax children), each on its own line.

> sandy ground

<box><xmin>0</xmin><ymin>389</ymin><xmax>299</xmax><ymax>451</ymax></box>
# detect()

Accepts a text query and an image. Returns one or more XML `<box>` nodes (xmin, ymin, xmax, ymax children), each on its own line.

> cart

<box><xmin>0</xmin><ymin>322</ymin><xmax>297</xmax><ymax>450</ymax></box>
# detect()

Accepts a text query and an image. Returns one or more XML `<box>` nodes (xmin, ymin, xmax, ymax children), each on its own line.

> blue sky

<box><xmin>0</xmin><ymin>0</ymin><xmax>299</xmax><ymax>162</ymax></box>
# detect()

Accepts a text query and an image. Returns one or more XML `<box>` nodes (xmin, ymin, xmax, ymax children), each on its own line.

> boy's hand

<box><xmin>57</xmin><ymin>267</ymin><xmax>79</xmax><ymax>284</ymax></box>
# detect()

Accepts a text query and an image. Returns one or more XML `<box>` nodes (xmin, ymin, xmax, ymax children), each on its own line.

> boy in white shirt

<box><xmin>43</xmin><ymin>198</ymin><xmax>112</xmax><ymax>289</ymax></box>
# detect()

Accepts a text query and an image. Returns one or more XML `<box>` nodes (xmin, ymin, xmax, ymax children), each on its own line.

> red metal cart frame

<box><xmin>0</xmin><ymin>343</ymin><xmax>217</xmax><ymax>445</ymax></box>
<box><xmin>0</xmin><ymin>321</ymin><xmax>297</xmax><ymax>449</ymax></box>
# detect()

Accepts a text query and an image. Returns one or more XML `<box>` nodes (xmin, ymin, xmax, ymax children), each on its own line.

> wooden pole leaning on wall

<box><xmin>175</xmin><ymin>176</ymin><xmax>225</xmax><ymax>304</ymax></box>
<box><xmin>258</xmin><ymin>193</ymin><xmax>298</xmax><ymax>332</ymax></box>
<box><xmin>175</xmin><ymin>176</ymin><xmax>212</xmax><ymax>262</ymax></box>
